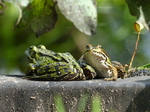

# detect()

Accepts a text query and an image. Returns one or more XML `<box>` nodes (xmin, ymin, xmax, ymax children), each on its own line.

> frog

<box><xmin>80</xmin><ymin>44</ymin><xmax>126</xmax><ymax>81</ymax></box>
<box><xmin>25</xmin><ymin>45</ymin><xmax>96</xmax><ymax>81</ymax></box>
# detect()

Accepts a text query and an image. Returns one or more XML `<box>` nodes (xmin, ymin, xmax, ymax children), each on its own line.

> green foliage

<box><xmin>138</xmin><ymin>63</ymin><xmax>150</xmax><ymax>69</ymax></box>
<box><xmin>19</xmin><ymin>0</ymin><xmax>57</xmax><ymax>36</ymax></box>
<box><xmin>92</xmin><ymin>95</ymin><xmax>102</xmax><ymax>112</ymax></box>
<box><xmin>54</xmin><ymin>94</ymin><xmax>66</xmax><ymax>112</ymax></box>
<box><xmin>77</xmin><ymin>94</ymin><xmax>89</xmax><ymax>112</ymax></box>
<box><xmin>3</xmin><ymin>0</ymin><xmax>97</xmax><ymax>36</ymax></box>
<box><xmin>0</xmin><ymin>0</ymin><xmax>150</xmax><ymax>74</ymax></box>
<box><xmin>54</xmin><ymin>93</ymin><xmax>103</xmax><ymax>112</ymax></box>
<box><xmin>126</xmin><ymin>0</ymin><xmax>150</xmax><ymax>30</ymax></box>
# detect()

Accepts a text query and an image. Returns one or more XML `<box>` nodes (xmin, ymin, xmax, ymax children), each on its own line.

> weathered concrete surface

<box><xmin>0</xmin><ymin>75</ymin><xmax>149</xmax><ymax>112</ymax></box>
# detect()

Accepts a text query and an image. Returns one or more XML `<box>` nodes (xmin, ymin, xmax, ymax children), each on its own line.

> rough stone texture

<box><xmin>0</xmin><ymin>75</ymin><xmax>149</xmax><ymax>112</ymax></box>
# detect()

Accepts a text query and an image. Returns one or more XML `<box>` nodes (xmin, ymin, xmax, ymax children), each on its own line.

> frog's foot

<box><xmin>120</xmin><ymin>72</ymin><xmax>128</xmax><ymax>79</ymax></box>
<box><xmin>104</xmin><ymin>77</ymin><xmax>117</xmax><ymax>81</ymax></box>
<box><xmin>60</xmin><ymin>73</ymin><xmax>86</xmax><ymax>81</ymax></box>
<box><xmin>104</xmin><ymin>65</ymin><xmax>118</xmax><ymax>81</ymax></box>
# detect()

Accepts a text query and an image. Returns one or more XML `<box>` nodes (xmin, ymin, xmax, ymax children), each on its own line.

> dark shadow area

<box><xmin>126</xmin><ymin>79</ymin><xmax>150</xmax><ymax>112</ymax></box>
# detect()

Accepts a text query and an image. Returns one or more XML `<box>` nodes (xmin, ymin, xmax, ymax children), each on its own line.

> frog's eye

<box><xmin>86</xmin><ymin>44</ymin><xmax>93</xmax><ymax>50</ymax></box>
<box><xmin>38</xmin><ymin>45</ymin><xmax>46</xmax><ymax>49</ymax></box>
<box><xmin>28</xmin><ymin>46</ymin><xmax>37</xmax><ymax>57</ymax></box>
<box><xmin>29</xmin><ymin>46</ymin><xmax>37</xmax><ymax>51</ymax></box>
<box><xmin>97</xmin><ymin>45</ymin><xmax>102</xmax><ymax>48</ymax></box>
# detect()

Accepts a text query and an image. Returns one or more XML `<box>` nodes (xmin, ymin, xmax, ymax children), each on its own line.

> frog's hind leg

<box><xmin>78</xmin><ymin>58</ymin><xmax>96</xmax><ymax>80</ymax></box>
<box><xmin>60</xmin><ymin>72</ymin><xmax>86</xmax><ymax>81</ymax></box>
<box><xmin>104</xmin><ymin>65</ymin><xmax>118</xmax><ymax>81</ymax></box>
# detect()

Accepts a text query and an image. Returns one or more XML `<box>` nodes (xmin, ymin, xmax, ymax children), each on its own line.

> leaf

<box><xmin>0</xmin><ymin>0</ymin><xmax>5</xmax><ymax>15</ymax></box>
<box><xmin>4</xmin><ymin>0</ymin><xmax>97</xmax><ymax>36</ymax></box>
<box><xmin>57</xmin><ymin>0</ymin><xmax>97</xmax><ymax>35</ymax></box>
<box><xmin>126</xmin><ymin>0</ymin><xmax>150</xmax><ymax>31</ymax></box>
<box><xmin>18</xmin><ymin>0</ymin><xmax>57</xmax><ymax>37</ymax></box>
<box><xmin>3</xmin><ymin>0</ymin><xmax>30</xmax><ymax>24</ymax></box>
<box><xmin>138</xmin><ymin>63</ymin><xmax>150</xmax><ymax>69</ymax></box>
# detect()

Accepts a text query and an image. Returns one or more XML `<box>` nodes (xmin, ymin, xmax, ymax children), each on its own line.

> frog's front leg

<box><xmin>104</xmin><ymin>64</ymin><xmax>118</xmax><ymax>81</ymax></box>
<box><xmin>26</xmin><ymin>63</ymin><xmax>37</xmax><ymax>77</ymax></box>
<box><xmin>81</xmin><ymin>64</ymin><xmax>96</xmax><ymax>79</ymax></box>
<box><xmin>78</xmin><ymin>58</ymin><xmax>96</xmax><ymax>80</ymax></box>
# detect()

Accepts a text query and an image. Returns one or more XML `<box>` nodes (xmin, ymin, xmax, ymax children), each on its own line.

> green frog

<box><xmin>25</xmin><ymin>45</ymin><xmax>96</xmax><ymax>81</ymax></box>
<box><xmin>80</xmin><ymin>44</ymin><xmax>126</xmax><ymax>81</ymax></box>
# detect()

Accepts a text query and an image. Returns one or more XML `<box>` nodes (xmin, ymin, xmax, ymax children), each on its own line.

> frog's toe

<box><xmin>104</xmin><ymin>77</ymin><xmax>117</xmax><ymax>81</ymax></box>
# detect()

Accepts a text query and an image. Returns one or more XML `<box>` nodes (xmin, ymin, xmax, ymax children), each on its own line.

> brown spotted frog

<box><xmin>79</xmin><ymin>44</ymin><xmax>126</xmax><ymax>81</ymax></box>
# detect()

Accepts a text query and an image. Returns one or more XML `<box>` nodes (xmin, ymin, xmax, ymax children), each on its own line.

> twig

<box><xmin>129</xmin><ymin>32</ymin><xmax>141</xmax><ymax>69</ymax></box>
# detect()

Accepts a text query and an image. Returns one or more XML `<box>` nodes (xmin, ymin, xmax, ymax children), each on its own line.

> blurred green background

<box><xmin>0</xmin><ymin>0</ymin><xmax>150</xmax><ymax>75</ymax></box>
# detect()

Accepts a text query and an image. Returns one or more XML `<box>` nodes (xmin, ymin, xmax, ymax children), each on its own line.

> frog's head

<box><xmin>25</xmin><ymin>45</ymin><xmax>47</xmax><ymax>62</ymax></box>
<box><xmin>84</xmin><ymin>44</ymin><xmax>111</xmax><ymax>63</ymax></box>
<box><xmin>85</xmin><ymin>44</ymin><xmax>107</xmax><ymax>55</ymax></box>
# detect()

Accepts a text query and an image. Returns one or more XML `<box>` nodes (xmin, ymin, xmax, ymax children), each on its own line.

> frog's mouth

<box><xmin>25</xmin><ymin>50</ymin><xmax>31</xmax><ymax>60</ymax></box>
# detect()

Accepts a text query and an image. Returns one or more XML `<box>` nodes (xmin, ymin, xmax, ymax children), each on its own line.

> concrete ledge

<box><xmin>0</xmin><ymin>75</ymin><xmax>149</xmax><ymax>112</ymax></box>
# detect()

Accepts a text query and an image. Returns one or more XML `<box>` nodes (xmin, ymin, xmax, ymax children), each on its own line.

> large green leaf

<box><xmin>3</xmin><ymin>0</ymin><xmax>97</xmax><ymax>36</ymax></box>
<box><xmin>19</xmin><ymin>0</ymin><xmax>57</xmax><ymax>37</ymax></box>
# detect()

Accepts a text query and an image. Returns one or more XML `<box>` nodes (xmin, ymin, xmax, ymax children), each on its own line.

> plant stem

<box><xmin>129</xmin><ymin>32</ymin><xmax>141</xmax><ymax>69</ymax></box>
